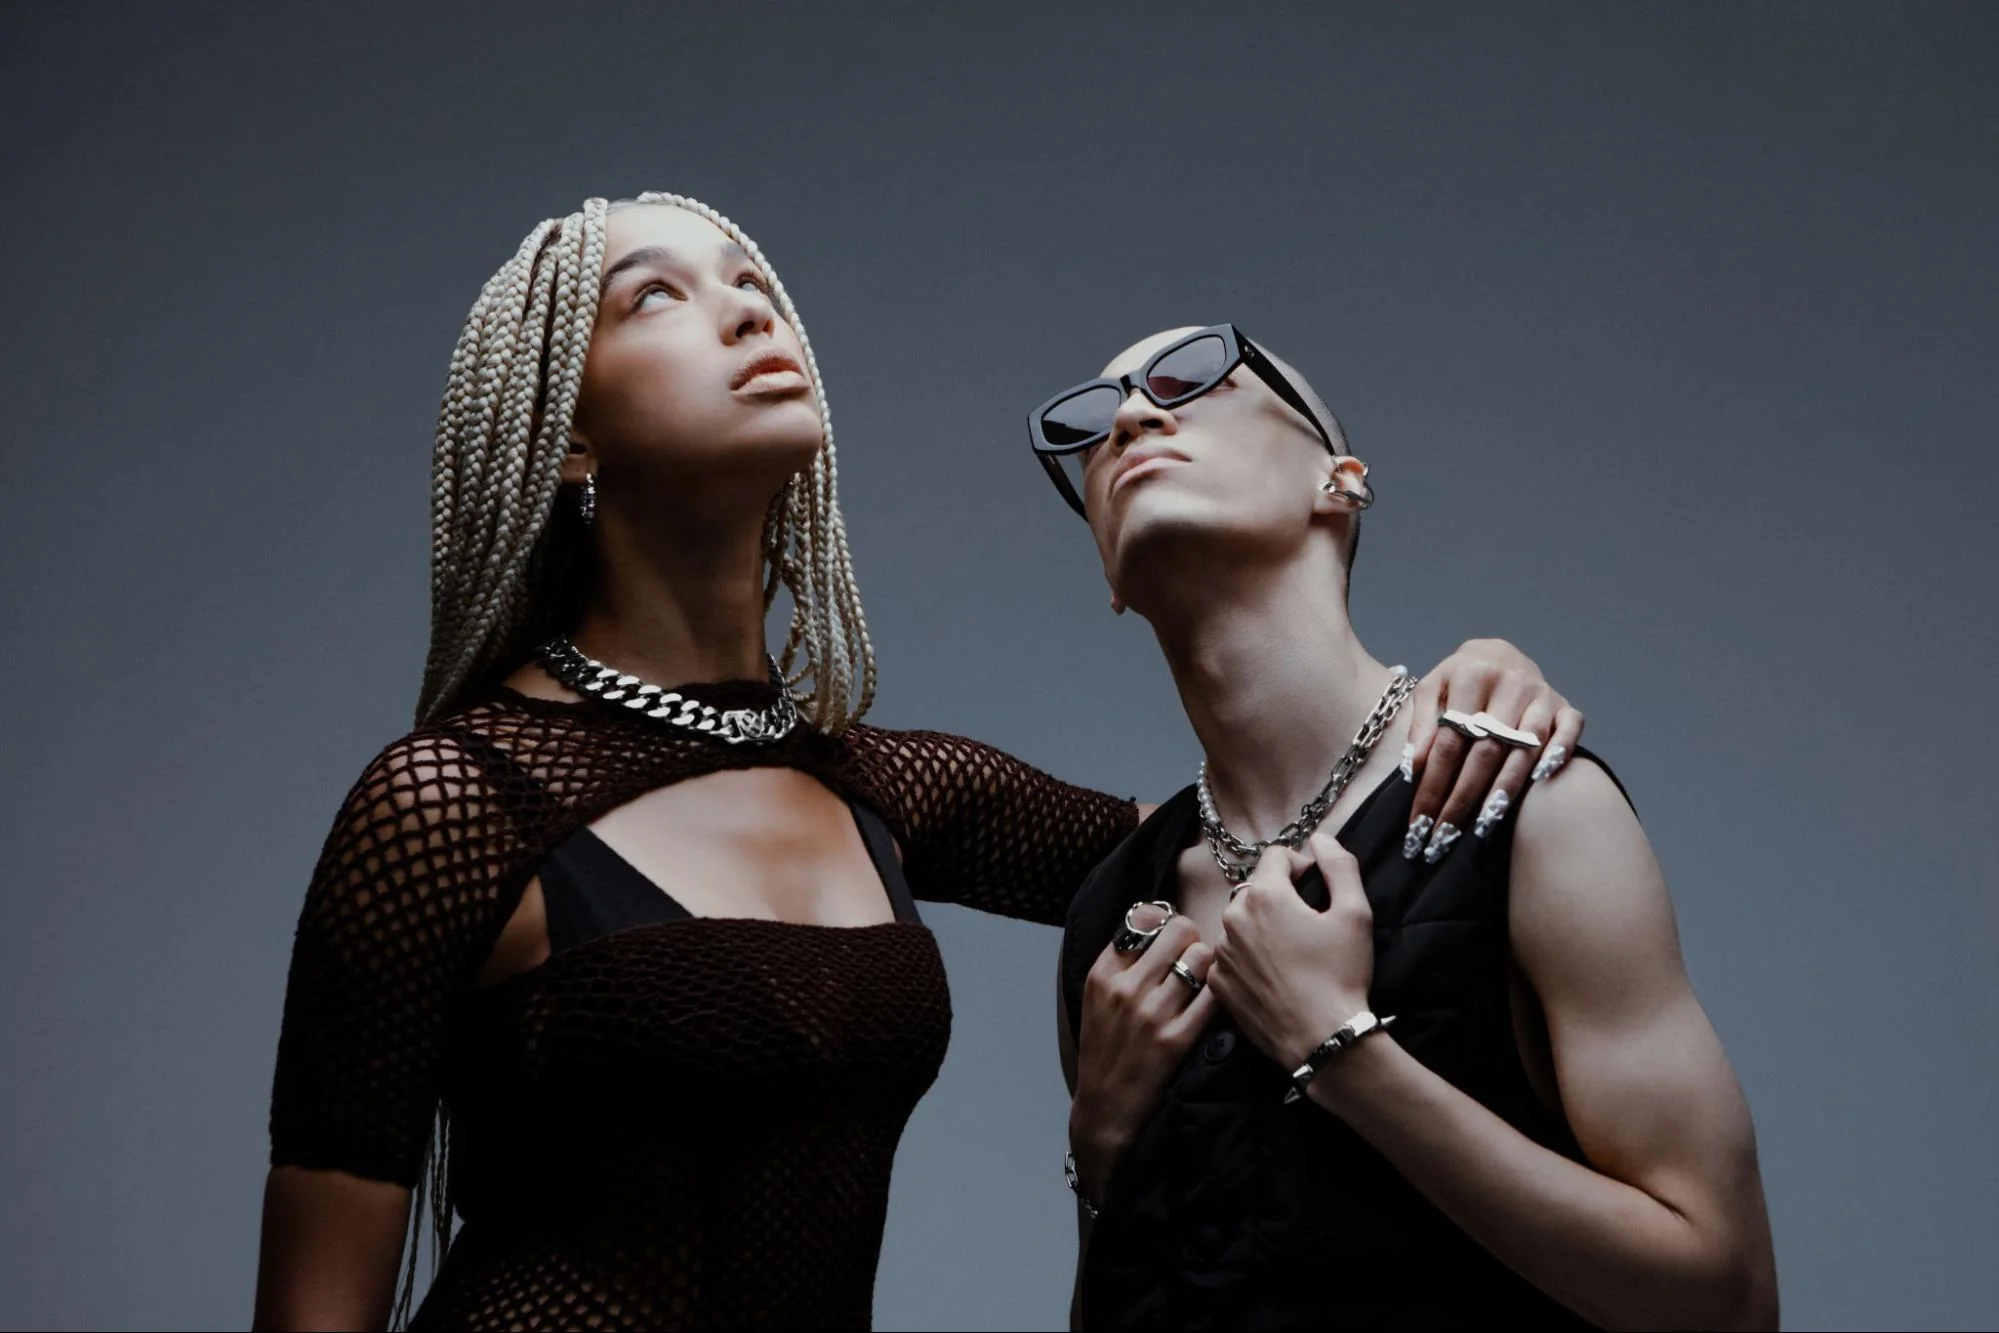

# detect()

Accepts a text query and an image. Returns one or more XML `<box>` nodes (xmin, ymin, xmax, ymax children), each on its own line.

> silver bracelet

<box><xmin>1283</xmin><ymin>1010</ymin><xmax>1395</xmax><ymax>1104</ymax></box>
<box><xmin>1063</xmin><ymin>1150</ymin><xmax>1101</xmax><ymax>1219</ymax></box>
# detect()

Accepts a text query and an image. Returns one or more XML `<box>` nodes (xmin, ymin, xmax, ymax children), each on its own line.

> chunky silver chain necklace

<box><xmin>536</xmin><ymin>638</ymin><xmax>801</xmax><ymax>746</ymax></box>
<box><xmin>1197</xmin><ymin>668</ymin><xmax>1418</xmax><ymax>884</ymax></box>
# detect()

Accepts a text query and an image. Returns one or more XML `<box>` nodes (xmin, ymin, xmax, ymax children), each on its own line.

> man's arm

<box><xmin>1307</xmin><ymin>759</ymin><xmax>1778</xmax><ymax>1330</ymax></box>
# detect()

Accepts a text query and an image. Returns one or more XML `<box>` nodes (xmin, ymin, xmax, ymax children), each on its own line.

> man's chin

<box><xmin>1107</xmin><ymin>496</ymin><xmax>1239</xmax><ymax>573</ymax></box>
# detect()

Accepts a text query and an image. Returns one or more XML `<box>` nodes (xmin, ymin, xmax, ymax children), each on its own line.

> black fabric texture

<box><xmin>1060</xmin><ymin>752</ymin><xmax>1627</xmax><ymax>1331</ymax></box>
<box><xmin>269</xmin><ymin>679</ymin><xmax>1137</xmax><ymax>1329</ymax></box>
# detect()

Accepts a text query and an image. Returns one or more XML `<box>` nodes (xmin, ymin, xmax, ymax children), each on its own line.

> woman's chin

<box><xmin>723</xmin><ymin>418</ymin><xmax>826</xmax><ymax>476</ymax></box>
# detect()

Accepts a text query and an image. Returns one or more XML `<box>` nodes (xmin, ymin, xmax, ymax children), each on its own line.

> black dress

<box><xmin>269</xmin><ymin>681</ymin><xmax>1138</xmax><ymax>1329</ymax></box>
<box><xmin>1061</xmin><ymin>756</ymin><xmax>1627</xmax><ymax>1331</ymax></box>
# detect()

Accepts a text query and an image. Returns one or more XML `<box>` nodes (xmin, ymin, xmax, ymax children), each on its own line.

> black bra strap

<box><xmin>850</xmin><ymin>802</ymin><xmax>922</xmax><ymax>924</ymax></box>
<box><xmin>541</xmin><ymin>826</ymin><xmax>692</xmax><ymax>953</ymax></box>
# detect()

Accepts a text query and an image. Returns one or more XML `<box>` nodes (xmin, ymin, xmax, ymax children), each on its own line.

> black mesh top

<box><xmin>268</xmin><ymin>679</ymin><xmax>1138</xmax><ymax>1329</ymax></box>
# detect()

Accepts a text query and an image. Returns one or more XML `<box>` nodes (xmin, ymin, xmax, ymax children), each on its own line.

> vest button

<box><xmin>1204</xmin><ymin>1029</ymin><xmax>1236</xmax><ymax>1062</ymax></box>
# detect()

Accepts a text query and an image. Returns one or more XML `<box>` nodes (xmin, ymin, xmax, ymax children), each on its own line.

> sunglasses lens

<box><xmin>1038</xmin><ymin>384</ymin><xmax>1122</xmax><ymax>450</ymax></box>
<box><xmin>1145</xmin><ymin>335</ymin><xmax>1229</xmax><ymax>403</ymax></box>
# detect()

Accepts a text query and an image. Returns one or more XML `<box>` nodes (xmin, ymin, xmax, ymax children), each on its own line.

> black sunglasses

<box><xmin>1026</xmin><ymin>324</ymin><xmax>1338</xmax><ymax>517</ymax></box>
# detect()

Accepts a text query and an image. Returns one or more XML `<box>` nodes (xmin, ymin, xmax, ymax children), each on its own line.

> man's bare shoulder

<box><xmin>1508</xmin><ymin>753</ymin><xmax>1686</xmax><ymax>1010</ymax></box>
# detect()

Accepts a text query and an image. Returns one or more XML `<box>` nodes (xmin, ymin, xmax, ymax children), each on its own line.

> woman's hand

<box><xmin>1404</xmin><ymin>639</ymin><xmax>1585</xmax><ymax>860</ymax></box>
<box><xmin>1207</xmin><ymin>833</ymin><xmax>1374</xmax><ymax>1074</ymax></box>
<box><xmin>1068</xmin><ymin>908</ymin><xmax>1215</xmax><ymax>1202</ymax></box>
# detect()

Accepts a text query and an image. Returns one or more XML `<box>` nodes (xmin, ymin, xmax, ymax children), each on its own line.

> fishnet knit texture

<box><xmin>269</xmin><ymin>681</ymin><xmax>1137</xmax><ymax>1329</ymax></box>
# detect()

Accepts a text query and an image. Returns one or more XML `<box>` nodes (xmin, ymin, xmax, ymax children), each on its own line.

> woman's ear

<box><xmin>1313</xmin><ymin>454</ymin><xmax>1373</xmax><ymax>514</ymax></box>
<box><xmin>559</xmin><ymin>436</ymin><xmax>594</xmax><ymax>486</ymax></box>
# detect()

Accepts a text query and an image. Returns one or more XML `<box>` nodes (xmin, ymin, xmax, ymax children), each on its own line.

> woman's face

<box><xmin>569</xmin><ymin>204</ymin><xmax>823</xmax><ymax>496</ymax></box>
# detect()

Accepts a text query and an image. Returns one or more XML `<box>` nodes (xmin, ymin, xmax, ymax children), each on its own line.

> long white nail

<box><xmin>1398</xmin><ymin>743</ymin><xmax>1416</xmax><ymax>784</ymax></box>
<box><xmin>1423</xmin><ymin>822</ymin><xmax>1461</xmax><ymax>864</ymax></box>
<box><xmin>1473</xmin><ymin>789</ymin><xmax>1510</xmax><ymax>839</ymax></box>
<box><xmin>1403</xmin><ymin>814</ymin><xmax>1434</xmax><ymax>860</ymax></box>
<box><xmin>1532</xmin><ymin>744</ymin><xmax>1568</xmax><ymax>782</ymax></box>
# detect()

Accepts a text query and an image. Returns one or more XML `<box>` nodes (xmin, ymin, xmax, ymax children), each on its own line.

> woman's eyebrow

<box><xmin>600</xmin><ymin>241</ymin><xmax>754</xmax><ymax>295</ymax></box>
<box><xmin>600</xmin><ymin>245</ymin><xmax>675</xmax><ymax>294</ymax></box>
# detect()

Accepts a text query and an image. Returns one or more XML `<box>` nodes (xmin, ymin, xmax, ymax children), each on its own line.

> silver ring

<box><xmin>1113</xmin><ymin>900</ymin><xmax>1176</xmax><ymax>954</ymax></box>
<box><xmin>1438</xmin><ymin>708</ymin><xmax>1543</xmax><ymax>751</ymax></box>
<box><xmin>1437</xmin><ymin>708</ymin><xmax>1484</xmax><ymax>741</ymax></box>
<box><xmin>1169</xmin><ymin>959</ymin><xmax>1203</xmax><ymax>993</ymax></box>
<box><xmin>1228</xmin><ymin>882</ymin><xmax>1249</xmax><ymax>902</ymax></box>
<box><xmin>1469</xmin><ymin>710</ymin><xmax>1543</xmax><ymax>750</ymax></box>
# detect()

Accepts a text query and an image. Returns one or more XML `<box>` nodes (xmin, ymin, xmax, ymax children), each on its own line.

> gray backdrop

<box><xmin>2</xmin><ymin>3</ymin><xmax>1993</xmax><ymax>1329</ymax></box>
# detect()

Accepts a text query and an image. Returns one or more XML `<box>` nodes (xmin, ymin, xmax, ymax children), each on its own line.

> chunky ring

<box><xmin>1113</xmin><ymin>900</ymin><xmax>1176</xmax><ymax>954</ymax></box>
<box><xmin>1439</xmin><ymin>708</ymin><xmax>1543</xmax><ymax>751</ymax></box>
<box><xmin>1169</xmin><ymin>959</ymin><xmax>1203</xmax><ymax>993</ymax></box>
<box><xmin>1468</xmin><ymin>710</ymin><xmax>1543</xmax><ymax>749</ymax></box>
<box><xmin>1437</xmin><ymin>708</ymin><xmax>1484</xmax><ymax>741</ymax></box>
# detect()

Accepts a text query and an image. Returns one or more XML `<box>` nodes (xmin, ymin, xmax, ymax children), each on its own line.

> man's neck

<box><xmin>1143</xmin><ymin>555</ymin><xmax>1394</xmax><ymax>844</ymax></box>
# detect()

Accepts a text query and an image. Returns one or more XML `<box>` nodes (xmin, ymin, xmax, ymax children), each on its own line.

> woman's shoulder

<box><xmin>327</xmin><ymin>695</ymin><xmax>558</xmax><ymax>831</ymax></box>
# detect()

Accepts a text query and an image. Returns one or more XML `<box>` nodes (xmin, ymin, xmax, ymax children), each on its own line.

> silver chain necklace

<box><xmin>536</xmin><ymin>638</ymin><xmax>801</xmax><ymax>746</ymax></box>
<box><xmin>1196</xmin><ymin>668</ymin><xmax>1417</xmax><ymax>884</ymax></box>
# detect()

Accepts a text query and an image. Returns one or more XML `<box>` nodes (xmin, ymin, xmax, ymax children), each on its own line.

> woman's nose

<box><xmin>721</xmin><ymin>285</ymin><xmax>776</xmax><ymax>343</ymax></box>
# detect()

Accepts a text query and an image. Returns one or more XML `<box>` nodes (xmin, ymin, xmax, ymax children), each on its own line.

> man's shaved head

<box><xmin>1079</xmin><ymin>326</ymin><xmax>1369</xmax><ymax>610</ymax></box>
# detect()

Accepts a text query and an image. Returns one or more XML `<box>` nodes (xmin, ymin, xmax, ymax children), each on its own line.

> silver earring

<box><xmin>1319</xmin><ymin>479</ymin><xmax>1374</xmax><ymax>511</ymax></box>
<box><xmin>580</xmin><ymin>473</ymin><xmax>597</xmax><ymax>525</ymax></box>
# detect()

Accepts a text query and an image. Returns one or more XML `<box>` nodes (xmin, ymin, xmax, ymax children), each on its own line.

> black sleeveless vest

<box><xmin>1061</xmin><ymin>764</ymin><xmax>1617</xmax><ymax>1331</ymax></box>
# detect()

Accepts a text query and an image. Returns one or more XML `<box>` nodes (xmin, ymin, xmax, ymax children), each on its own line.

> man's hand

<box><xmin>1206</xmin><ymin>832</ymin><xmax>1373</xmax><ymax>1072</ymax></box>
<box><xmin>1067</xmin><ymin>909</ymin><xmax>1216</xmax><ymax>1201</ymax></box>
<box><xmin>1404</xmin><ymin>638</ymin><xmax>1585</xmax><ymax>862</ymax></box>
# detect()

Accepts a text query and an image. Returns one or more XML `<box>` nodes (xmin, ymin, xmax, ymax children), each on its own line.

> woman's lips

<box><xmin>734</xmin><ymin>368</ymin><xmax>811</xmax><ymax>396</ymax></box>
<box><xmin>731</xmin><ymin>350</ymin><xmax>809</xmax><ymax>395</ymax></box>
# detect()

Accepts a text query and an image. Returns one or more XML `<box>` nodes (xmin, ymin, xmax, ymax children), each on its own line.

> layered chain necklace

<box><xmin>1197</xmin><ymin>668</ymin><xmax>1417</xmax><ymax>884</ymax></box>
<box><xmin>537</xmin><ymin>638</ymin><xmax>801</xmax><ymax>746</ymax></box>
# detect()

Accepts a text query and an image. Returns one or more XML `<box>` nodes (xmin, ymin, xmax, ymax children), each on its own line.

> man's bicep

<box><xmin>1510</xmin><ymin>762</ymin><xmax>1763</xmax><ymax>1224</ymax></box>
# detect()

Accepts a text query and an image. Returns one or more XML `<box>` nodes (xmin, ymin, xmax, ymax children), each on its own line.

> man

<box><xmin>1037</xmin><ymin>326</ymin><xmax>1777</xmax><ymax>1329</ymax></box>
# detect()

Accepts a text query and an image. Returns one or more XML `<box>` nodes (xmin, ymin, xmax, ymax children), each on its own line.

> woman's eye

<box><xmin>637</xmin><ymin>283</ymin><xmax>680</xmax><ymax>307</ymax></box>
<box><xmin>737</xmin><ymin>273</ymin><xmax>770</xmax><ymax>296</ymax></box>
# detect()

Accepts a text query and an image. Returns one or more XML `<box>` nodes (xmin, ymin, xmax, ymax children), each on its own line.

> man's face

<box><xmin>1080</xmin><ymin>327</ymin><xmax>1339</xmax><ymax>594</ymax></box>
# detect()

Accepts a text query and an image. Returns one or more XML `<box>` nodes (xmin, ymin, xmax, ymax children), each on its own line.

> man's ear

<box><xmin>1313</xmin><ymin>454</ymin><xmax>1372</xmax><ymax>515</ymax></box>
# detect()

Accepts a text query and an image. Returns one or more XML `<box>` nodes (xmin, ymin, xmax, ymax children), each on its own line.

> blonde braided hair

<box><xmin>414</xmin><ymin>192</ymin><xmax>877</xmax><ymax>732</ymax></box>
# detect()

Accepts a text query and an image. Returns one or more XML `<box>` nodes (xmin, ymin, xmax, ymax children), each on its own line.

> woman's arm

<box><xmin>1209</xmin><ymin>767</ymin><xmax>1777</xmax><ymax>1331</ymax></box>
<box><xmin>843</xmin><ymin>638</ymin><xmax>1577</xmax><ymax>924</ymax></box>
<box><xmin>841</xmin><ymin>724</ymin><xmax>1141</xmax><ymax>924</ymax></box>
<box><xmin>259</xmin><ymin>731</ymin><xmax>523</xmax><ymax>1328</ymax></box>
<box><xmin>253</xmin><ymin>1168</ymin><xmax>410</xmax><ymax>1331</ymax></box>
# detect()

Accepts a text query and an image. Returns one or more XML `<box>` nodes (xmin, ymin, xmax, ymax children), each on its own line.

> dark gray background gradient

<box><xmin>2</xmin><ymin>3</ymin><xmax>1994</xmax><ymax>1329</ymax></box>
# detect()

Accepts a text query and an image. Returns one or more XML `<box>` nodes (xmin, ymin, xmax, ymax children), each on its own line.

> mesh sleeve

<box><xmin>268</xmin><ymin>732</ymin><xmax>525</xmax><ymax>1185</ymax></box>
<box><xmin>841</xmin><ymin>725</ymin><xmax>1139</xmax><ymax>926</ymax></box>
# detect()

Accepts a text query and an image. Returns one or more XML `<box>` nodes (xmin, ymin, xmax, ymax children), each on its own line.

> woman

<box><xmin>252</xmin><ymin>193</ymin><xmax>1579</xmax><ymax>1330</ymax></box>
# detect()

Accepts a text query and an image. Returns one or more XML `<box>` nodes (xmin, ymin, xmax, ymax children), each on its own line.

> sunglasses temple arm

<box><xmin>1241</xmin><ymin>340</ymin><xmax>1338</xmax><ymax>455</ymax></box>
